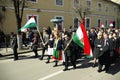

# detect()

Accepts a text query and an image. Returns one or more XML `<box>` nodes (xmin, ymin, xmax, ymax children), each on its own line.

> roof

<box><xmin>111</xmin><ymin>0</ymin><xmax>120</xmax><ymax>4</ymax></box>
<box><xmin>110</xmin><ymin>0</ymin><xmax>120</xmax><ymax>5</ymax></box>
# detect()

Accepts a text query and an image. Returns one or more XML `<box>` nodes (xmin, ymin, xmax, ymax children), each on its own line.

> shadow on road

<box><xmin>76</xmin><ymin>56</ymin><xmax>120</xmax><ymax>75</ymax></box>
<box><xmin>105</xmin><ymin>58</ymin><xmax>120</xmax><ymax>75</ymax></box>
<box><xmin>76</xmin><ymin>57</ymin><xmax>93</xmax><ymax>69</ymax></box>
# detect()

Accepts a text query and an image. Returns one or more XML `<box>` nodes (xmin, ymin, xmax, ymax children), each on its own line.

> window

<box><xmin>85</xmin><ymin>18</ymin><xmax>90</xmax><ymax>28</ymax></box>
<box><xmin>86</xmin><ymin>0</ymin><xmax>91</xmax><ymax>10</ymax></box>
<box><xmin>73</xmin><ymin>0</ymin><xmax>79</xmax><ymax>7</ymax></box>
<box><xmin>105</xmin><ymin>20</ymin><xmax>108</xmax><ymax>28</ymax></box>
<box><xmin>27</xmin><ymin>14</ymin><xmax>38</xmax><ymax>30</ymax></box>
<box><xmin>105</xmin><ymin>6</ymin><xmax>108</xmax><ymax>12</ymax></box>
<box><xmin>55</xmin><ymin>16</ymin><xmax>64</xmax><ymax>31</ymax></box>
<box><xmin>98</xmin><ymin>19</ymin><xmax>101</xmax><ymax>28</ymax></box>
<box><xmin>27</xmin><ymin>0</ymin><xmax>37</xmax><ymax>3</ymax></box>
<box><xmin>74</xmin><ymin>18</ymin><xmax>79</xmax><ymax>29</ymax></box>
<box><xmin>98</xmin><ymin>2</ymin><xmax>102</xmax><ymax>11</ymax></box>
<box><xmin>56</xmin><ymin>0</ymin><xmax>63</xmax><ymax>6</ymax></box>
<box><xmin>114</xmin><ymin>7</ymin><xmax>116</xmax><ymax>12</ymax></box>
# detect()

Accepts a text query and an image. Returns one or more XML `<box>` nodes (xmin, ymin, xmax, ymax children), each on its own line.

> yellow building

<box><xmin>0</xmin><ymin>0</ymin><xmax>120</xmax><ymax>34</ymax></box>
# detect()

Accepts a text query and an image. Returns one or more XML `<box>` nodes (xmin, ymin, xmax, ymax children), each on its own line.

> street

<box><xmin>0</xmin><ymin>50</ymin><xmax>120</xmax><ymax>80</ymax></box>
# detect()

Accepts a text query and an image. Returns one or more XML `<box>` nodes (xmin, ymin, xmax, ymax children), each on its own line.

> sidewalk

<box><xmin>0</xmin><ymin>47</ymin><xmax>42</xmax><ymax>57</ymax></box>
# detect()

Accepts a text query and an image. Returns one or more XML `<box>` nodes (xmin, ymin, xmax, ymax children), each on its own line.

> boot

<box><xmin>46</xmin><ymin>59</ymin><xmax>50</xmax><ymax>63</ymax></box>
<box><xmin>53</xmin><ymin>61</ymin><xmax>58</xmax><ymax>67</ymax></box>
<box><xmin>63</xmin><ymin>65</ymin><xmax>68</xmax><ymax>71</ymax></box>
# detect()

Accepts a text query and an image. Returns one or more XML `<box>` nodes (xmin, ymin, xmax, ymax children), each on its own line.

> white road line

<box><xmin>37</xmin><ymin>64</ymin><xmax>82</xmax><ymax>80</ymax></box>
<box><xmin>37</xmin><ymin>59</ymin><xmax>92</xmax><ymax>80</ymax></box>
<box><xmin>38</xmin><ymin>70</ymin><xmax>63</xmax><ymax>80</ymax></box>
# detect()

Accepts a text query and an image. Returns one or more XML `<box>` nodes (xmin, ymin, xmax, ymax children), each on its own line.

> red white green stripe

<box><xmin>72</xmin><ymin>21</ymin><xmax>92</xmax><ymax>56</ymax></box>
<box><xmin>52</xmin><ymin>39</ymin><xmax>62</xmax><ymax>60</ymax></box>
<box><xmin>20</xmin><ymin>16</ymin><xmax>37</xmax><ymax>32</ymax></box>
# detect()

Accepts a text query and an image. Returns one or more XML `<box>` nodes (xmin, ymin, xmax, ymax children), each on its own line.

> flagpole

<box><xmin>36</xmin><ymin>26</ymin><xmax>44</xmax><ymax>44</ymax></box>
<box><xmin>64</xmin><ymin>37</ymin><xmax>73</xmax><ymax>52</ymax></box>
<box><xmin>64</xmin><ymin>32</ymin><xmax>74</xmax><ymax>52</ymax></box>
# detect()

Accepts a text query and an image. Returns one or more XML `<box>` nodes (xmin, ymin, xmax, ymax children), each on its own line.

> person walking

<box><xmin>89</xmin><ymin>28</ymin><xmax>97</xmax><ymax>50</ymax></box>
<box><xmin>52</xmin><ymin>32</ymin><xmax>62</xmax><ymax>67</ymax></box>
<box><xmin>97</xmin><ymin>32</ymin><xmax>111</xmax><ymax>73</ymax></box>
<box><xmin>45</xmin><ymin>34</ymin><xmax>54</xmax><ymax>63</ymax></box>
<box><xmin>32</xmin><ymin>33</ymin><xmax>39</xmax><ymax>58</ymax></box>
<box><xmin>40</xmin><ymin>30</ymin><xmax>49</xmax><ymax>60</ymax></box>
<box><xmin>92</xmin><ymin>31</ymin><xmax>103</xmax><ymax>67</ymax></box>
<box><xmin>63</xmin><ymin>33</ymin><xmax>76</xmax><ymax>71</ymax></box>
<box><xmin>11</xmin><ymin>34</ymin><xmax>18</xmax><ymax>60</ymax></box>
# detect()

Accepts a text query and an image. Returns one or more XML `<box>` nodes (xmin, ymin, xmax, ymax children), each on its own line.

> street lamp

<box><xmin>50</xmin><ymin>19</ymin><xmax>63</xmax><ymax>30</ymax></box>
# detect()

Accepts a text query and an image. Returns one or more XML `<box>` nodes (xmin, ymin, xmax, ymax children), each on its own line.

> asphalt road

<box><xmin>0</xmin><ymin>50</ymin><xmax>120</xmax><ymax>80</ymax></box>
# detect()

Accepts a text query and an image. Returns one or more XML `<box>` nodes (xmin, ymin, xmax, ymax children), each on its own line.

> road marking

<box><xmin>38</xmin><ymin>70</ymin><xmax>63</xmax><ymax>80</ymax></box>
<box><xmin>37</xmin><ymin>59</ymin><xmax>93</xmax><ymax>80</ymax></box>
<box><xmin>37</xmin><ymin>63</ymin><xmax>82</xmax><ymax>80</ymax></box>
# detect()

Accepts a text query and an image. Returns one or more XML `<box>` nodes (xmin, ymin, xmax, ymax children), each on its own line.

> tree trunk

<box><xmin>13</xmin><ymin>0</ymin><xmax>25</xmax><ymax>50</ymax></box>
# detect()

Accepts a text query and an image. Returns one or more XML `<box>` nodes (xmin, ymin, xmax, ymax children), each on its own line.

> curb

<box><xmin>0</xmin><ymin>48</ymin><xmax>42</xmax><ymax>57</ymax></box>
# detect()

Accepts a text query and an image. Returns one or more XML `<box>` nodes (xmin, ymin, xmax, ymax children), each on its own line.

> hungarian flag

<box><xmin>20</xmin><ymin>16</ymin><xmax>37</xmax><ymax>32</ymax></box>
<box><xmin>72</xmin><ymin>20</ymin><xmax>92</xmax><ymax>56</ymax></box>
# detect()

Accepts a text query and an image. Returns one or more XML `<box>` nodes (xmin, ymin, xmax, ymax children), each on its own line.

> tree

<box><xmin>0</xmin><ymin>0</ymin><xmax>7</xmax><ymax>31</ymax></box>
<box><xmin>12</xmin><ymin>0</ymin><xmax>25</xmax><ymax>32</ymax></box>
<box><xmin>0</xmin><ymin>0</ymin><xmax>30</xmax><ymax>49</ymax></box>
<box><xmin>73</xmin><ymin>0</ymin><xmax>92</xmax><ymax>22</ymax></box>
<box><xmin>0</xmin><ymin>12</ymin><xmax>4</xmax><ymax>30</ymax></box>
<box><xmin>0</xmin><ymin>0</ymin><xmax>31</xmax><ymax>32</ymax></box>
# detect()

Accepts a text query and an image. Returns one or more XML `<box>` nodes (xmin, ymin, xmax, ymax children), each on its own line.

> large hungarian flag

<box><xmin>20</xmin><ymin>16</ymin><xmax>37</xmax><ymax>32</ymax></box>
<box><xmin>72</xmin><ymin>20</ymin><xmax>92</xmax><ymax>56</ymax></box>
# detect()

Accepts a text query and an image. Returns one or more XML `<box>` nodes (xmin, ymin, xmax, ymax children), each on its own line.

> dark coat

<box><xmin>32</xmin><ymin>37</ymin><xmax>38</xmax><ymax>50</ymax></box>
<box><xmin>11</xmin><ymin>36</ymin><xmax>18</xmax><ymax>50</ymax></box>
<box><xmin>98</xmin><ymin>38</ymin><xmax>111</xmax><ymax>64</ymax></box>
<box><xmin>63</xmin><ymin>38</ymin><xmax>71</xmax><ymax>56</ymax></box>
<box><xmin>56</xmin><ymin>39</ymin><xmax>62</xmax><ymax>50</ymax></box>
<box><xmin>48</xmin><ymin>39</ymin><xmax>54</xmax><ymax>48</ymax></box>
<box><xmin>93</xmin><ymin>38</ymin><xmax>103</xmax><ymax>58</ymax></box>
<box><xmin>109</xmin><ymin>37</ymin><xmax>119</xmax><ymax>63</ymax></box>
<box><xmin>89</xmin><ymin>32</ymin><xmax>97</xmax><ymax>49</ymax></box>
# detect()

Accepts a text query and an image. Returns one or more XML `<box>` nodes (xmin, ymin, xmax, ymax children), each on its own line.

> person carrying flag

<box><xmin>63</xmin><ymin>32</ymin><xmax>76</xmax><ymax>71</ymax></box>
<box><xmin>72</xmin><ymin>20</ymin><xmax>92</xmax><ymax>57</ymax></box>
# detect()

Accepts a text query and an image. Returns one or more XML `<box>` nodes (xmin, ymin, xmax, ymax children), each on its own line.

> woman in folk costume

<box><xmin>45</xmin><ymin>34</ymin><xmax>54</xmax><ymax>63</ymax></box>
<box><xmin>52</xmin><ymin>30</ymin><xmax>63</xmax><ymax>67</ymax></box>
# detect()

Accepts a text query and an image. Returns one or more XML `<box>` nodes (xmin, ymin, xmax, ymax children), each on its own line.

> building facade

<box><xmin>0</xmin><ymin>0</ymin><xmax>120</xmax><ymax>34</ymax></box>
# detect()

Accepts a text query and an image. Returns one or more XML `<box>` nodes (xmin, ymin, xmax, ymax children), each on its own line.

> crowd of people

<box><xmin>1</xmin><ymin>26</ymin><xmax>120</xmax><ymax>73</ymax></box>
<box><xmin>88</xmin><ymin>27</ymin><xmax>120</xmax><ymax>73</ymax></box>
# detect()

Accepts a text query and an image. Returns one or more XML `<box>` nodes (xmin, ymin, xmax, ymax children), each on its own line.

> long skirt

<box><xmin>52</xmin><ymin>49</ymin><xmax>62</xmax><ymax>60</ymax></box>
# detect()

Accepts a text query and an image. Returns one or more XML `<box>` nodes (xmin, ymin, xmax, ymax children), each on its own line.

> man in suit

<box><xmin>63</xmin><ymin>33</ymin><xmax>76</xmax><ymax>71</ymax></box>
<box><xmin>89</xmin><ymin>28</ymin><xmax>97</xmax><ymax>50</ymax></box>
<box><xmin>97</xmin><ymin>32</ymin><xmax>111</xmax><ymax>73</ymax></box>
